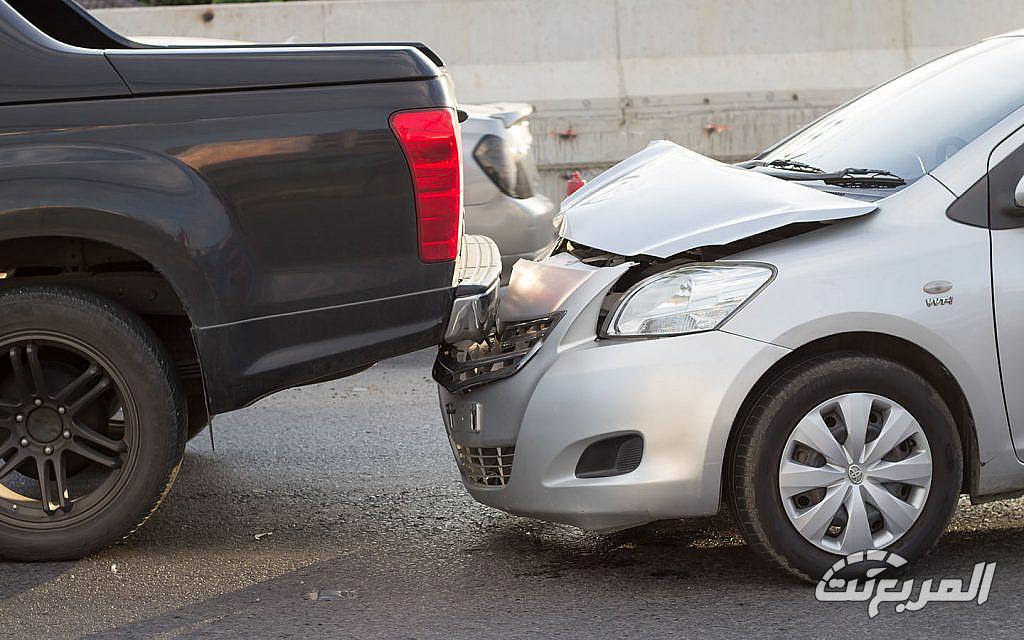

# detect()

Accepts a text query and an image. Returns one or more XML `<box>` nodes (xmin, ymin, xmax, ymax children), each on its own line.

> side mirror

<box><xmin>1016</xmin><ymin>174</ymin><xmax>1024</xmax><ymax>208</ymax></box>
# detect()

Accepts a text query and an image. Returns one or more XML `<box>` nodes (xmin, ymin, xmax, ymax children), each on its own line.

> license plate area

<box><xmin>444</xmin><ymin>400</ymin><xmax>482</xmax><ymax>435</ymax></box>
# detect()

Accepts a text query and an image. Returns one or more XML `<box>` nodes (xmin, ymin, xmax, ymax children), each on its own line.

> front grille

<box><xmin>433</xmin><ymin>312</ymin><xmax>563</xmax><ymax>393</ymax></box>
<box><xmin>453</xmin><ymin>443</ymin><xmax>515</xmax><ymax>486</ymax></box>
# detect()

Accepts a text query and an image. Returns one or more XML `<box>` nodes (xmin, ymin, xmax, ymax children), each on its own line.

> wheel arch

<box><xmin>0</xmin><ymin>233</ymin><xmax>213</xmax><ymax>439</ymax></box>
<box><xmin>0</xmin><ymin>141</ymin><xmax>256</xmax><ymax>326</ymax></box>
<box><xmin>0</xmin><ymin>208</ymin><xmax>220</xmax><ymax>325</ymax></box>
<box><xmin>724</xmin><ymin>331</ymin><xmax>978</xmax><ymax>496</ymax></box>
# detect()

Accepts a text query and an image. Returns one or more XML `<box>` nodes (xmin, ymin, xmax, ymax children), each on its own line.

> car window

<box><xmin>758</xmin><ymin>37</ymin><xmax>1024</xmax><ymax>183</ymax></box>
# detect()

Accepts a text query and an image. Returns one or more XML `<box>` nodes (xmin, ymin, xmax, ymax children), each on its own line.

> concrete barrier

<box><xmin>93</xmin><ymin>1</ymin><xmax>1024</xmax><ymax>199</ymax></box>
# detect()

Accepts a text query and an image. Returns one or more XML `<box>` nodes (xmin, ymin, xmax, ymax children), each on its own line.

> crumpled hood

<box><xmin>558</xmin><ymin>141</ymin><xmax>878</xmax><ymax>258</ymax></box>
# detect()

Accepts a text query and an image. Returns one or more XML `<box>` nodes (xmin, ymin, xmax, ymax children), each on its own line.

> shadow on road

<box><xmin>82</xmin><ymin>497</ymin><xmax>1024</xmax><ymax>638</ymax></box>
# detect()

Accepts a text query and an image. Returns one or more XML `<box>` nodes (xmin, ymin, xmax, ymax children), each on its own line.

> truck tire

<box><xmin>0</xmin><ymin>285</ymin><xmax>186</xmax><ymax>561</ymax></box>
<box><xmin>729</xmin><ymin>354</ymin><xmax>962</xmax><ymax>581</ymax></box>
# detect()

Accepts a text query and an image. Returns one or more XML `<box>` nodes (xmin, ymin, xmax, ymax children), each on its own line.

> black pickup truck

<box><xmin>0</xmin><ymin>0</ymin><xmax>500</xmax><ymax>560</ymax></box>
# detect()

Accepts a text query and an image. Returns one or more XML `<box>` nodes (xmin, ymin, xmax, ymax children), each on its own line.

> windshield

<box><xmin>756</xmin><ymin>37</ymin><xmax>1024</xmax><ymax>184</ymax></box>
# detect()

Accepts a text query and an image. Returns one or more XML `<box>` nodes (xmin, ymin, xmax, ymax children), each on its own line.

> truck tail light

<box><xmin>390</xmin><ymin>109</ymin><xmax>462</xmax><ymax>263</ymax></box>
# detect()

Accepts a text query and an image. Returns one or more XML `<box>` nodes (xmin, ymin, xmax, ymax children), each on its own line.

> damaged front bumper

<box><xmin>435</xmin><ymin>253</ymin><xmax>790</xmax><ymax>531</ymax></box>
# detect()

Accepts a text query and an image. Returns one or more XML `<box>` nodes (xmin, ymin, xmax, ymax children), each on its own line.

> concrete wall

<box><xmin>93</xmin><ymin>0</ymin><xmax>1024</xmax><ymax>199</ymax></box>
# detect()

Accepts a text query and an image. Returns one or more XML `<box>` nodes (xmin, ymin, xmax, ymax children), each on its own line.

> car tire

<box><xmin>0</xmin><ymin>285</ymin><xmax>186</xmax><ymax>561</ymax></box>
<box><xmin>728</xmin><ymin>353</ymin><xmax>962</xmax><ymax>581</ymax></box>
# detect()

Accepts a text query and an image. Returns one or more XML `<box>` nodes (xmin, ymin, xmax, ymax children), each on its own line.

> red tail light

<box><xmin>390</xmin><ymin>108</ymin><xmax>462</xmax><ymax>263</ymax></box>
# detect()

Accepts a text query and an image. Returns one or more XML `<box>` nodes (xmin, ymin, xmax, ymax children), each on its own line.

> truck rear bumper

<box><xmin>444</xmin><ymin>234</ymin><xmax>501</xmax><ymax>343</ymax></box>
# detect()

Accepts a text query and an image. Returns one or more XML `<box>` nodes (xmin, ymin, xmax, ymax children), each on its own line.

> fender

<box><xmin>725</xmin><ymin>313</ymin><xmax>1024</xmax><ymax>498</ymax></box>
<box><xmin>0</xmin><ymin>142</ymin><xmax>255</xmax><ymax>326</ymax></box>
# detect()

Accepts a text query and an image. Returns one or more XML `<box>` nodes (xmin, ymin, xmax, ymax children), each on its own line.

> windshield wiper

<box><xmin>737</xmin><ymin>158</ymin><xmax>825</xmax><ymax>173</ymax></box>
<box><xmin>741</xmin><ymin>160</ymin><xmax>906</xmax><ymax>188</ymax></box>
<box><xmin>797</xmin><ymin>167</ymin><xmax>905</xmax><ymax>188</ymax></box>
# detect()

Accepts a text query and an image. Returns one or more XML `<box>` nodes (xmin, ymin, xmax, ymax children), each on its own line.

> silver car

<box><xmin>461</xmin><ymin>103</ymin><xmax>557</xmax><ymax>281</ymax></box>
<box><xmin>436</xmin><ymin>33</ymin><xmax>1024</xmax><ymax>579</ymax></box>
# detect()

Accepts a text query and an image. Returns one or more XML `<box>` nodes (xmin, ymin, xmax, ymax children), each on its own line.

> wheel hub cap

<box><xmin>26</xmin><ymin>407</ymin><xmax>62</xmax><ymax>443</ymax></box>
<box><xmin>778</xmin><ymin>392</ymin><xmax>933</xmax><ymax>555</ymax></box>
<box><xmin>0</xmin><ymin>338</ymin><xmax>131</xmax><ymax>522</ymax></box>
<box><xmin>846</xmin><ymin>464</ymin><xmax>864</xmax><ymax>485</ymax></box>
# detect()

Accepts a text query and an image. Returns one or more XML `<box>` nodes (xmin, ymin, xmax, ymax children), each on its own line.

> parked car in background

<box><xmin>436</xmin><ymin>32</ymin><xmax>1024</xmax><ymax>579</ymax></box>
<box><xmin>461</xmin><ymin>104</ymin><xmax>557</xmax><ymax>282</ymax></box>
<box><xmin>0</xmin><ymin>0</ymin><xmax>500</xmax><ymax>561</ymax></box>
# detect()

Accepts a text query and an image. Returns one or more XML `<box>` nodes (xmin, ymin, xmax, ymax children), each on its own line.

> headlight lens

<box><xmin>605</xmin><ymin>264</ymin><xmax>773</xmax><ymax>337</ymax></box>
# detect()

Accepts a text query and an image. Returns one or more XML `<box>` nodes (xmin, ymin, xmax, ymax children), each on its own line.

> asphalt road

<box><xmin>2</xmin><ymin>349</ymin><xmax>1024</xmax><ymax>638</ymax></box>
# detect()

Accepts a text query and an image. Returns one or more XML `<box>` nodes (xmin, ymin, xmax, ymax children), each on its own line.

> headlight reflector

<box><xmin>606</xmin><ymin>264</ymin><xmax>773</xmax><ymax>337</ymax></box>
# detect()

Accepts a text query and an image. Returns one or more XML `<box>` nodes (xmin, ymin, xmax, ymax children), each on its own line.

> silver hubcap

<box><xmin>778</xmin><ymin>393</ymin><xmax>932</xmax><ymax>555</ymax></box>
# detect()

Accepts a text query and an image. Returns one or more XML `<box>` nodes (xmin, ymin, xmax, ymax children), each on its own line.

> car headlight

<box><xmin>605</xmin><ymin>263</ymin><xmax>773</xmax><ymax>337</ymax></box>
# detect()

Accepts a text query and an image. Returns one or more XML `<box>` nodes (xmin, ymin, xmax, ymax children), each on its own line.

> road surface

<box><xmin>1</xmin><ymin>350</ymin><xmax>1021</xmax><ymax>638</ymax></box>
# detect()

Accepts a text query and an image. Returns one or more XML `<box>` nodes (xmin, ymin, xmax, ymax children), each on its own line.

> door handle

<box><xmin>1016</xmin><ymin>174</ymin><xmax>1024</xmax><ymax>207</ymax></box>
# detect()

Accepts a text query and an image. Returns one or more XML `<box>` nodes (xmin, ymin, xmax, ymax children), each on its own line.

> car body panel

<box><xmin>444</xmin><ymin>329</ymin><xmax>788</xmax><ymax>530</ymax></box>
<box><xmin>464</xmin><ymin>193</ymin><xmax>555</xmax><ymax>275</ymax></box>
<box><xmin>723</xmin><ymin>175</ymin><xmax>1024</xmax><ymax>494</ymax></box>
<box><xmin>988</xmin><ymin>125</ymin><xmax>1024</xmax><ymax>463</ymax></box>
<box><xmin>499</xmin><ymin>252</ymin><xmax>611</xmax><ymax>322</ymax></box>
<box><xmin>439</xmin><ymin>253</ymin><xmax>789</xmax><ymax>529</ymax></box>
<box><xmin>106</xmin><ymin>45</ymin><xmax>439</xmax><ymax>95</ymax></box>
<box><xmin>557</xmin><ymin>141</ymin><xmax>877</xmax><ymax>258</ymax></box>
<box><xmin>0</xmin><ymin>80</ymin><xmax>460</xmax><ymax>413</ymax></box>
<box><xmin>0</xmin><ymin>4</ymin><xmax>128</xmax><ymax>104</ymax></box>
<box><xmin>0</xmin><ymin>1</ymin><xmax>468</xmax><ymax>414</ymax></box>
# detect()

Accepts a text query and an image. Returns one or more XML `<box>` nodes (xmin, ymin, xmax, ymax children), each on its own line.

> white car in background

<box><xmin>461</xmin><ymin>103</ymin><xmax>557</xmax><ymax>281</ymax></box>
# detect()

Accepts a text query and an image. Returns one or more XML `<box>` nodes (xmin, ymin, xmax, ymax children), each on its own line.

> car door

<box><xmin>989</xmin><ymin>125</ymin><xmax>1024</xmax><ymax>456</ymax></box>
